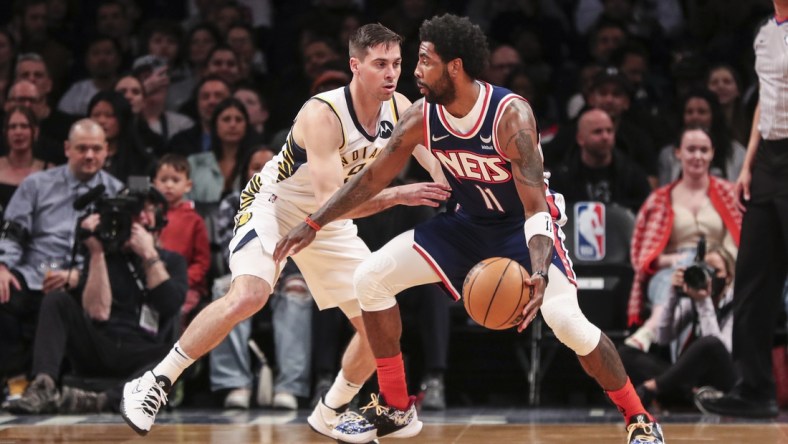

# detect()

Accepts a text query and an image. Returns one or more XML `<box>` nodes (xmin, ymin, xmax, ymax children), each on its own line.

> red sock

<box><xmin>376</xmin><ymin>354</ymin><xmax>410</xmax><ymax>410</ymax></box>
<box><xmin>606</xmin><ymin>378</ymin><xmax>653</xmax><ymax>422</ymax></box>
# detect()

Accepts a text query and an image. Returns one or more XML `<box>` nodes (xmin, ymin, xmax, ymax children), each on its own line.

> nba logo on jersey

<box><xmin>574</xmin><ymin>202</ymin><xmax>606</xmax><ymax>261</ymax></box>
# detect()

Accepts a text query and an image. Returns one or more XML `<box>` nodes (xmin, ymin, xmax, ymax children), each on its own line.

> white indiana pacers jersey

<box><xmin>239</xmin><ymin>85</ymin><xmax>400</xmax><ymax>218</ymax></box>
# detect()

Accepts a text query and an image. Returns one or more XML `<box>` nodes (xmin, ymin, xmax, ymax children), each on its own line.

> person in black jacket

<box><xmin>3</xmin><ymin>189</ymin><xmax>187</xmax><ymax>414</ymax></box>
<box><xmin>548</xmin><ymin>108</ymin><xmax>652</xmax><ymax>213</ymax></box>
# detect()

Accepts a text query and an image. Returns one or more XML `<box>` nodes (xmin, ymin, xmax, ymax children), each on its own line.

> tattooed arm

<box><xmin>498</xmin><ymin>99</ymin><xmax>554</xmax><ymax>332</ymax></box>
<box><xmin>273</xmin><ymin>101</ymin><xmax>429</xmax><ymax>261</ymax></box>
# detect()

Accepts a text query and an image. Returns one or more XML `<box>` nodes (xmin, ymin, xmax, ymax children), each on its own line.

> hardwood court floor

<box><xmin>1</xmin><ymin>408</ymin><xmax>787</xmax><ymax>443</ymax></box>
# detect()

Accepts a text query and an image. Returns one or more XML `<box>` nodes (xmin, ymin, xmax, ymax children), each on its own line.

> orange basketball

<box><xmin>462</xmin><ymin>257</ymin><xmax>532</xmax><ymax>330</ymax></box>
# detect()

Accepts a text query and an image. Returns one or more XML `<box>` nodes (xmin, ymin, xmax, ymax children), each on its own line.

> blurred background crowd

<box><xmin>0</xmin><ymin>0</ymin><xmax>785</xmax><ymax>416</ymax></box>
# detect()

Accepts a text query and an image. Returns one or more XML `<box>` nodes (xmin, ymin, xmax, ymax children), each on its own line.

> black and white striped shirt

<box><xmin>754</xmin><ymin>16</ymin><xmax>788</xmax><ymax>140</ymax></box>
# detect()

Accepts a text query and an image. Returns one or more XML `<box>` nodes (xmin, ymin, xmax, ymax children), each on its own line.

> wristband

<box><xmin>524</xmin><ymin>211</ymin><xmax>554</xmax><ymax>244</ymax></box>
<box><xmin>143</xmin><ymin>256</ymin><xmax>162</xmax><ymax>269</ymax></box>
<box><xmin>305</xmin><ymin>216</ymin><xmax>321</xmax><ymax>231</ymax></box>
<box><xmin>532</xmin><ymin>270</ymin><xmax>549</xmax><ymax>286</ymax></box>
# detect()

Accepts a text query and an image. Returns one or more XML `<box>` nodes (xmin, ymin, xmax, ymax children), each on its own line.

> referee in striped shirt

<box><xmin>696</xmin><ymin>0</ymin><xmax>788</xmax><ymax>419</ymax></box>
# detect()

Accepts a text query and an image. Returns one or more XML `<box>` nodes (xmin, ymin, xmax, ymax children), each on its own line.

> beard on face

<box><xmin>422</xmin><ymin>67</ymin><xmax>456</xmax><ymax>105</ymax></box>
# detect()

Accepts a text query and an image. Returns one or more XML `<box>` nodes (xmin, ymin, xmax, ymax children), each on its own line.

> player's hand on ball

<box><xmin>517</xmin><ymin>272</ymin><xmax>547</xmax><ymax>333</ymax></box>
<box><xmin>273</xmin><ymin>222</ymin><xmax>317</xmax><ymax>262</ymax></box>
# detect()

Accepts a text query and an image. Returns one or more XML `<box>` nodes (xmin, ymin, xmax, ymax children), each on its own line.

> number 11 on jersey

<box><xmin>474</xmin><ymin>185</ymin><xmax>504</xmax><ymax>212</ymax></box>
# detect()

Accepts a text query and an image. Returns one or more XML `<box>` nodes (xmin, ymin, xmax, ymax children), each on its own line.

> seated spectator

<box><xmin>166</xmin><ymin>23</ymin><xmax>221</xmax><ymax>112</ymax></box>
<box><xmin>188</xmin><ymin>97</ymin><xmax>253</xmax><ymax>207</ymax></box>
<box><xmin>168</xmin><ymin>75</ymin><xmax>231</xmax><ymax>157</ymax></box>
<box><xmin>4</xmin><ymin>79</ymin><xmax>64</xmax><ymax>164</ymax></box>
<box><xmin>57</xmin><ymin>35</ymin><xmax>122</xmax><ymax>117</ymax></box>
<box><xmin>547</xmin><ymin>66</ymin><xmax>659</xmax><ymax>184</ymax></box>
<box><xmin>129</xmin><ymin>56</ymin><xmax>194</xmax><ymax>147</ymax></box>
<box><xmin>706</xmin><ymin>64</ymin><xmax>751</xmax><ymax>148</ymax></box>
<box><xmin>657</xmin><ymin>89</ymin><xmax>746</xmax><ymax>186</ymax></box>
<box><xmin>87</xmin><ymin>91</ymin><xmax>155</xmax><ymax>182</ymax></box>
<box><xmin>626</xmin><ymin>127</ymin><xmax>742</xmax><ymax>346</ymax></box>
<box><xmin>114</xmin><ymin>73</ymin><xmax>166</xmax><ymax>156</ymax></box>
<box><xmin>14</xmin><ymin>53</ymin><xmax>78</xmax><ymax>161</ymax></box>
<box><xmin>209</xmin><ymin>146</ymin><xmax>312</xmax><ymax>409</ymax></box>
<box><xmin>0</xmin><ymin>107</ymin><xmax>49</xmax><ymax>213</ymax></box>
<box><xmin>564</xmin><ymin>62</ymin><xmax>603</xmax><ymax>122</ymax></box>
<box><xmin>226</xmin><ymin>23</ymin><xmax>268</xmax><ymax>84</ymax></box>
<box><xmin>586</xmin><ymin>67</ymin><xmax>658</xmax><ymax>186</ymax></box>
<box><xmin>547</xmin><ymin>108</ymin><xmax>652</xmax><ymax>213</ymax></box>
<box><xmin>203</xmin><ymin>45</ymin><xmax>242</xmax><ymax>87</ymax></box>
<box><xmin>620</xmin><ymin>244</ymin><xmax>736</xmax><ymax>409</ymax></box>
<box><xmin>3</xmin><ymin>188</ymin><xmax>187</xmax><ymax>414</ymax></box>
<box><xmin>94</xmin><ymin>0</ymin><xmax>135</xmax><ymax>70</ymax></box>
<box><xmin>482</xmin><ymin>44</ymin><xmax>522</xmax><ymax>87</ymax></box>
<box><xmin>152</xmin><ymin>154</ymin><xmax>210</xmax><ymax>320</ymax></box>
<box><xmin>137</xmin><ymin>18</ymin><xmax>191</xmax><ymax>113</ymax></box>
<box><xmin>0</xmin><ymin>119</ymin><xmax>123</xmax><ymax>385</ymax></box>
<box><xmin>12</xmin><ymin>0</ymin><xmax>72</xmax><ymax>101</ymax></box>
<box><xmin>233</xmin><ymin>82</ymin><xmax>270</xmax><ymax>145</ymax></box>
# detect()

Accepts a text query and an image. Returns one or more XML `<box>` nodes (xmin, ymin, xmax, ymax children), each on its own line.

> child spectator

<box><xmin>153</xmin><ymin>154</ymin><xmax>211</xmax><ymax>320</ymax></box>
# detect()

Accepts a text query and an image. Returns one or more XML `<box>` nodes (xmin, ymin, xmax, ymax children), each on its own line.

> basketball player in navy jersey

<box><xmin>275</xmin><ymin>14</ymin><xmax>665</xmax><ymax>444</ymax></box>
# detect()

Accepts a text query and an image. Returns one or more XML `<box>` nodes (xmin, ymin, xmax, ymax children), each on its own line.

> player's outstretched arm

<box><xmin>498</xmin><ymin>99</ymin><xmax>554</xmax><ymax>333</ymax></box>
<box><xmin>273</xmin><ymin>101</ymin><xmax>430</xmax><ymax>262</ymax></box>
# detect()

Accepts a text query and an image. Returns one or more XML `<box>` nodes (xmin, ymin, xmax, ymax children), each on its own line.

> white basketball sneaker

<box><xmin>120</xmin><ymin>371</ymin><xmax>172</xmax><ymax>436</ymax></box>
<box><xmin>308</xmin><ymin>396</ymin><xmax>380</xmax><ymax>444</ymax></box>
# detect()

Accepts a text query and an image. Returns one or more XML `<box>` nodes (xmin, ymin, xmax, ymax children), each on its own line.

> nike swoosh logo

<box><xmin>480</xmin><ymin>134</ymin><xmax>492</xmax><ymax>144</ymax></box>
<box><xmin>174</xmin><ymin>346</ymin><xmax>189</xmax><ymax>360</ymax></box>
<box><xmin>132</xmin><ymin>384</ymin><xmax>143</xmax><ymax>394</ymax></box>
<box><xmin>431</xmin><ymin>134</ymin><xmax>450</xmax><ymax>142</ymax></box>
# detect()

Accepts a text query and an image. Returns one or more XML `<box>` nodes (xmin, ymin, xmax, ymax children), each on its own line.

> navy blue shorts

<box><xmin>413</xmin><ymin>210</ymin><xmax>575</xmax><ymax>300</ymax></box>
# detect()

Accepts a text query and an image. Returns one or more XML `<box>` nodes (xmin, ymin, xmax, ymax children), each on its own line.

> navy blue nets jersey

<box><xmin>424</xmin><ymin>82</ymin><xmax>534</xmax><ymax>219</ymax></box>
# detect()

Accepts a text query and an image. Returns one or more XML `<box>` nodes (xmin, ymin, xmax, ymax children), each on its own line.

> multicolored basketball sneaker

<box><xmin>332</xmin><ymin>393</ymin><xmax>422</xmax><ymax>443</ymax></box>
<box><xmin>626</xmin><ymin>413</ymin><xmax>665</xmax><ymax>444</ymax></box>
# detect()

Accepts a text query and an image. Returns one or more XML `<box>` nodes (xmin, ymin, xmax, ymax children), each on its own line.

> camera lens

<box><xmin>683</xmin><ymin>264</ymin><xmax>709</xmax><ymax>290</ymax></box>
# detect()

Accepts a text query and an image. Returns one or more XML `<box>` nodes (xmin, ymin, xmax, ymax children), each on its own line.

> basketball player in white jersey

<box><xmin>120</xmin><ymin>23</ymin><xmax>450</xmax><ymax>439</ymax></box>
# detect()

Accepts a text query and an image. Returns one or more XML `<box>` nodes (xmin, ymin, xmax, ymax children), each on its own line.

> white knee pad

<box><xmin>540</xmin><ymin>273</ymin><xmax>601</xmax><ymax>356</ymax></box>
<box><xmin>353</xmin><ymin>251</ymin><xmax>399</xmax><ymax>312</ymax></box>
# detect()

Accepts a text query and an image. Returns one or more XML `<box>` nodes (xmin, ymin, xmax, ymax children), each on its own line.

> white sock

<box><xmin>323</xmin><ymin>370</ymin><xmax>362</xmax><ymax>410</ymax></box>
<box><xmin>152</xmin><ymin>342</ymin><xmax>195</xmax><ymax>383</ymax></box>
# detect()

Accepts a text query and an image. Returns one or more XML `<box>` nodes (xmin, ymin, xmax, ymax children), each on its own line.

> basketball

<box><xmin>462</xmin><ymin>257</ymin><xmax>532</xmax><ymax>330</ymax></box>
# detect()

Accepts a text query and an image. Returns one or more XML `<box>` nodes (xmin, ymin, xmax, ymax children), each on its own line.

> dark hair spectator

<box><xmin>140</xmin><ymin>18</ymin><xmax>184</xmax><ymax>67</ymax></box>
<box><xmin>187</xmin><ymin>96</ymin><xmax>252</xmax><ymax>205</ymax></box>
<box><xmin>706</xmin><ymin>64</ymin><xmax>751</xmax><ymax>147</ymax></box>
<box><xmin>0</xmin><ymin>106</ymin><xmax>48</xmax><ymax>212</ymax></box>
<box><xmin>87</xmin><ymin>90</ymin><xmax>153</xmax><ymax>181</ymax></box>
<box><xmin>186</xmin><ymin>23</ymin><xmax>222</xmax><ymax>74</ymax></box>
<box><xmin>657</xmin><ymin>89</ymin><xmax>746</xmax><ymax>185</ymax></box>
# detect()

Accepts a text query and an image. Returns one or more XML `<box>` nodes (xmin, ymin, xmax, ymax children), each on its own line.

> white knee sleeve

<box><xmin>540</xmin><ymin>269</ymin><xmax>601</xmax><ymax>356</ymax></box>
<box><xmin>353</xmin><ymin>251</ymin><xmax>399</xmax><ymax>312</ymax></box>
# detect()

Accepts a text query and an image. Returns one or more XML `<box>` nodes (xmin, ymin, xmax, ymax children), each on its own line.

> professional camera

<box><xmin>683</xmin><ymin>236</ymin><xmax>715</xmax><ymax>291</ymax></box>
<box><xmin>77</xmin><ymin>176</ymin><xmax>167</xmax><ymax>252</ymax></box>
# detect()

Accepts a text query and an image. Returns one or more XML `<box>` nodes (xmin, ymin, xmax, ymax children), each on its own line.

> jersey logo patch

<box><xmin>379</xmin><ymin>120</ymin><xmax>394</xmax><ymax>138</ymax></box>
<box><xmin>434</xmin><ymin>150</ymin><xmax>511</xmax><ymax>183</ymax></box>
<box><xmin>480</xmin><ymin>134</ymin><xmax>492</xmax><ymax>144</ymax></box>
<box><xmin>431</xmin><ymin>134</ymin><xmax>450</xmax><ymax>142</ymax></box>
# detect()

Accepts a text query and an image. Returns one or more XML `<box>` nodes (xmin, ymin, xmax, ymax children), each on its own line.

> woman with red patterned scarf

<box><xmin>625</xmin><ymin>127</ymin><xmax>742</xmax><ymax>350</ymax></box>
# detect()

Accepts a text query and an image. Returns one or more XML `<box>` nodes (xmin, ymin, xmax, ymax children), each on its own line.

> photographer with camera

<box><xmin>0</xmin><ymin>119</ymin><xmax>123</xmax><ymax>394</ymax></box>
<box><xmin>621</xmin><ymin>239</ymin><xmax>737</xmax><ymax>409</ymax></box>
<box><xmin>626</xmin><ymin>127</ymin><xmax>742</xmax><ymax>352</ymax></box>
<box><xmin>4</xmin><ymin>182</ymin><xmax>187</xmax><ymax>414</ymax></box>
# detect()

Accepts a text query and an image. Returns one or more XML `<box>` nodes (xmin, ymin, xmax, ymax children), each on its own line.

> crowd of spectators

<box><xmin>0</xmin><ymin>0</ymin><xmax>784</xmax><ymax>414</ymax></box>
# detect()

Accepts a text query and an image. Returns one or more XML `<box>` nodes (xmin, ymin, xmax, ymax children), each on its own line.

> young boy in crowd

<box><xmin>153</xmin><ymin>154</ymin><xmax>211</xmax><ymax>321</ymax></box>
